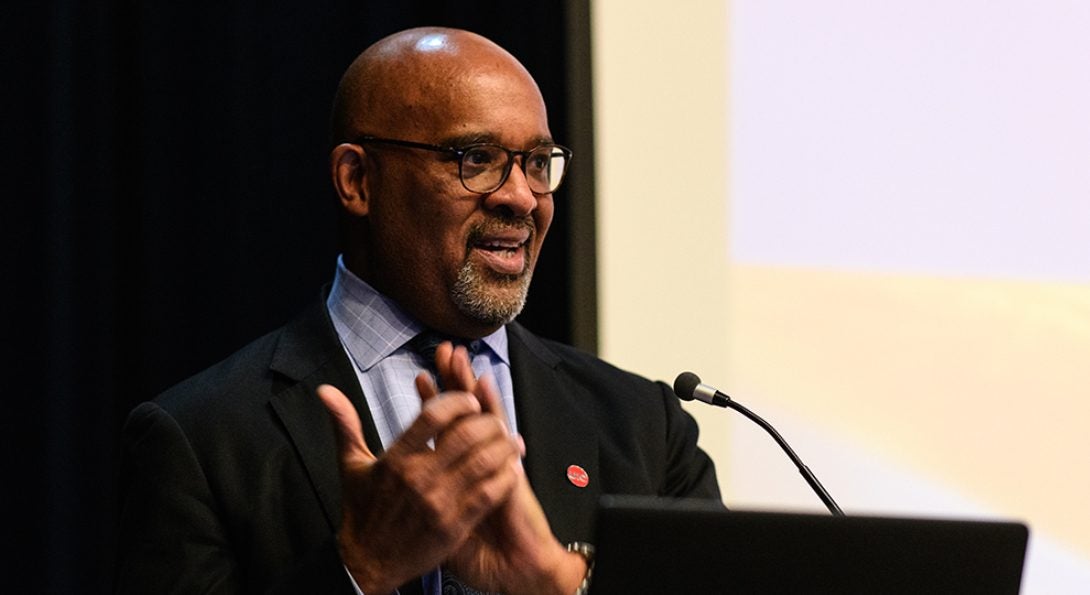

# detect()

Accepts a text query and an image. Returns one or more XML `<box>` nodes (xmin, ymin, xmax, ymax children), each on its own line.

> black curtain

<box><xmin>5</xmin><ymin>2</ymin><xmax>583</xmax><ymax>591</ymax></box>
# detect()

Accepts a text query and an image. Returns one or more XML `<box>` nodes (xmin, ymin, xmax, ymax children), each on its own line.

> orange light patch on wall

<box><xmin>724</xmin><ymin>263</ymin><xmax>1090</xmax><ymax>556</ymax></box>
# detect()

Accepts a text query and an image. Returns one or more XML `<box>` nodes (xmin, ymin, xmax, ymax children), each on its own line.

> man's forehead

<box><xmin>383</xmin><ymin>60</ymin><xmax>548</xmax><ymax>135</ymax></box>
<box><xmin>376</xmin><ymin>48</ymin><xmax>522</xmax><ymax>101</ymax></box>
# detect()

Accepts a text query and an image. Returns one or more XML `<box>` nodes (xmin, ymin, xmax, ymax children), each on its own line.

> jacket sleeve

<box><xmin>115</xmin><ymin>402</ymin><xmax>355</xmax><ymax>594</ymax></box>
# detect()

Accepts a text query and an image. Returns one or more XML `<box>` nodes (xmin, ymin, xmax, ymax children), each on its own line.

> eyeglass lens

<box><xmin>460</xmin><ymin>145</ymin><xmax>568</xmax><ymax>194</ymax></box>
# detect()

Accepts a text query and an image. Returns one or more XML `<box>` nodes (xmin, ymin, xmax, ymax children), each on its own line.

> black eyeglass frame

<box><xmin>353</xmin><ymin>135</ymin><xmax>573</xmax><ymax>195</ymax></box>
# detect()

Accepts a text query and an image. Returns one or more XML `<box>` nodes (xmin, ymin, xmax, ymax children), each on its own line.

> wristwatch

<box><xmin>566</xmin><ymin>542</ymin><xmax>595</xmax><ymax>595</ymax></box>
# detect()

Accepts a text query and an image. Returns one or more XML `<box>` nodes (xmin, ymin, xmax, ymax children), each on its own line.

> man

<box><xmin>117</xmin><ymin>27</ymin><xmax>719</xmax><ymax>594</ymax></box>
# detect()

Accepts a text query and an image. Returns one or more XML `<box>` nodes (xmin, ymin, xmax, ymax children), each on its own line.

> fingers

<box><xmin>434</xmin><ymin>341</ymin><xmax>477</xmax><ymax>394</ymax></box>
<box><xmin>434</xmin><ymin>413</ymin><xmax>517</xmax><ymax>470</ymax></box>
<box><xmin>474</xmin><ymin>373</ymin><xmax>504</xmax><ymax>421</ymax></box>
<box><xmin>515</xmin><ymin>432</ymin><xmax>526</xmax><ymax>459</ymax></box>
<box><xmin>317</xmin><ymin>384</ymin><xmax>376</xmax><ymax>468</ymax></box>
<box><xmin>454</xmin><ymin>448</ymin><xmax>522</xmax><ymax>519</ymax></box>
<box><xmin>451</xmin><ymin>346</ymin><xmax>477</xmax><ymax>392</ymax></box>
<box><xmin>429</xmin><ymin>418</ymin><xmax>522</xmax><ymax>511</ymax></box>
<box><xmin>393</xmin><ymin>390</ymin><xmax>482</xmax><ymax>452</ymax></box>
<box><xmin>431</xmin><ymin>341</ymin><xmax>503</xmax><ymax>421</ymax></box>
<box><xmin>415</xmin><ymin>371</ymin><xmax>439</xmax><ymax>403</ymax></box>
<box><xmin>401</xmin><ymin>384</ymin><xmax>521</xmax><ymax>499</ymax></box>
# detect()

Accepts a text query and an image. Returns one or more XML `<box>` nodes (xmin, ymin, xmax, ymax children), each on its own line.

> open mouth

<box><xmin>478</xmin><ymin>239</ymin><xmax>523</xmax><ymax>257</ymax></box>
<box><xmin>469</xmin><ymin>227</ymin><xmax>533</xmax><ymax>276</ymax></box>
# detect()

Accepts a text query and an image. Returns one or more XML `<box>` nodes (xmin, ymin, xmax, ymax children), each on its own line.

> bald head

<box><xmin>331</xmin><ymin>27</ymin><xmax>545</xmax><ymax>143</ymax></box>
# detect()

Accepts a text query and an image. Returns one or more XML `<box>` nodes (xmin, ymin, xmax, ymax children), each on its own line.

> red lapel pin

<box><xmin>566</xmin><ymin>464</ymin><xmax>589</xmax><ymax>488</ymax></box>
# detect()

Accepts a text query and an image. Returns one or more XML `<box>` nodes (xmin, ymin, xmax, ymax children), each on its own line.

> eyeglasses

<box><xmin>354</xmin><ymin>135</ymin><xmax>573</xmax><ymax>195</ymax></box>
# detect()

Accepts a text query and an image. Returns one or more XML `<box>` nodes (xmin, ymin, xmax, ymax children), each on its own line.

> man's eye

<box><xmin>527</xmin><ymin>152</ymin><xmax>551</xmax><ymax>171</ymax></box>
<box><xmin>463</xmin><ymin>147</ymin><xmax>497</xmax><ymax>167</ymax></box>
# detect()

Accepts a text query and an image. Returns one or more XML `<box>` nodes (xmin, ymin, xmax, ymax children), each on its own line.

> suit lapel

<box><xmin>266</xmin><ymin>293</ymin><xmax>384</xmax><ymax>530</ymax></box>
<box><xmin>508</xmin><ymin>324</ymin><xmax>601</xmax><ymax>544</ymax></box>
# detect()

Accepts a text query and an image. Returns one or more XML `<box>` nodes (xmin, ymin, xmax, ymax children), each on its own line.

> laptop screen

<box><xmin>590</xmin><ymin>496</ymin><xmax>1028</xmax><ymax>594</ymax></box>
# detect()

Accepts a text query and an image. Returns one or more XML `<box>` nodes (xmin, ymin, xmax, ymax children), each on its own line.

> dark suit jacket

<box><xmin>116</xmin><ymin>295</ymin><xmax>719</xmax><ymax>593</ymax></box>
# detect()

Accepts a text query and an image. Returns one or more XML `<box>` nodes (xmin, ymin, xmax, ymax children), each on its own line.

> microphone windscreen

<box><xmin>673</xmin><ymin>372</ymin><xmax>702</xmax><ymax>401</ymax></box>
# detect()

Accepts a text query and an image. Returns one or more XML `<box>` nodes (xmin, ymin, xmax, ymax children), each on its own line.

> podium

<box><xmin>589</xmin><ymin>496</ymin><xmax>1028</xmax><ymax>594</ymax></box>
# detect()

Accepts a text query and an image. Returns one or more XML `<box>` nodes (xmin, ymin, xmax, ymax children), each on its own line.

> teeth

<box><xmin>477</xmin><ymin>243</ymin><xmax>519</xmax><ymax>256</ymax></box>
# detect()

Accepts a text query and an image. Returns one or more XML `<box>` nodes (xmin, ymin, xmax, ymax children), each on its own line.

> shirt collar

<box><xmin>326</xmin><ymin>256</ymin><xmax>510</xmax><ymax>370</ymax></box>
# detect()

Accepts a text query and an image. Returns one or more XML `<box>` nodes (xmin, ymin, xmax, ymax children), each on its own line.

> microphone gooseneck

<box><xmin>673</xmin><ymin>372</ymin><xmax>844</xmax><ymax>516</ymax></box>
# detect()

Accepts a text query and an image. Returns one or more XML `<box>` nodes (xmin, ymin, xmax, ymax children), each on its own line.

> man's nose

<box><xmin>482</xmin><ymin>161</ymin><xmax>538</xmax><ymax>217</ymax></box>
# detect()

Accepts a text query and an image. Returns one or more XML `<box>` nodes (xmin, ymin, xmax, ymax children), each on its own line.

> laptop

<box><xmin>589</xmin><ymin>496</ymin><xmax>1028</xmax><ymax>594</ymax></box>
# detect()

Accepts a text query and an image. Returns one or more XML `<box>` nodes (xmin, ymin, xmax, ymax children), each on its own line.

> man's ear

<box><xmin>331</xmin><ymin>143</ymin><xmax>370</xmax><ymax>217</ymax></box>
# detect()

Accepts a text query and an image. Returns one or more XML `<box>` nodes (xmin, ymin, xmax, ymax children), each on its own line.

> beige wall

<box><xmin>592</xmin><ymin>0</ymin><xmax>734</xmax><ymax>471</ymax></box>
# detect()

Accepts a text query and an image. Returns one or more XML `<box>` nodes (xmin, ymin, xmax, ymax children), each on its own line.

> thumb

<box><xmin>317</xmin><ymin>384</ymin><xmax>377</xmax><ymax>468</ymax></box>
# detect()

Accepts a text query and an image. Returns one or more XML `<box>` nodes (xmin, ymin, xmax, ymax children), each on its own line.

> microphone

<box><xmin>674</xmin><ymin>372</ymin><xmax>844</xmax><ymax>516</ymax></box>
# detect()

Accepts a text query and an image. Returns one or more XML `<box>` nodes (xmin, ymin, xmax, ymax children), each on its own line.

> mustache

<box><xmin>466</xmin><ymin>216</ymin><xmax>536</xmax><ymax>244</ymax></box>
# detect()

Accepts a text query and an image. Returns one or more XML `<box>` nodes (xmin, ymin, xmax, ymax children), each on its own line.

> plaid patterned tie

<box><xmin>408</xmin><ymin>331</ymin><xmax>481</xmax><ymax>387</ymax></box>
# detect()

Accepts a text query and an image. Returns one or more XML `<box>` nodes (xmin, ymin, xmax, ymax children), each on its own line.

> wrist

<box><xmin>337</xmin><ymin>530</ymin><xmax>399</xmax><ymax>595</ymax></box>
<box><xmin>564</xmin><ymin>542</ymin><xmax>594</xmax><ymax>595</ymax></box>
<box><xmin>531</xmin><ymin>541</ymin><xmax>594</xmax><ymax>595</ymax></box>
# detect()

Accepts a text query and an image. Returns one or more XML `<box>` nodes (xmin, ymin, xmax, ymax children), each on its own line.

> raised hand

<box><xmin>427</xmin><ymin>343</ymin><xmax>588</xmax><ymax>595</ymax></box>
<box><xmin>317</xmin><ymin>380</ymin><xmax>522</xmax><ymax>594</ymax></box>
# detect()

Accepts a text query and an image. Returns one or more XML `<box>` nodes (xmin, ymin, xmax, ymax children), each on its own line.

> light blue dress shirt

<box><xmin>325</xmin><ymin>255</ymin><xmax>519</xmax><ymax>443</ymax></box>
<box><xmin>325</xmin><ymin>255</ymin><xmax>518</xmax><ymax>595</ymax></box>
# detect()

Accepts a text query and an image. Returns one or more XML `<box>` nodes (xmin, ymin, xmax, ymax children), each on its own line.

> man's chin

<box><xmin>451</xmin><ymin>265</ymin><xmax>532</xmax><ymax>327</ymax></box>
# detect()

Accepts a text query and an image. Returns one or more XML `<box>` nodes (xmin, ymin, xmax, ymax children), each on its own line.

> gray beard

<box><xmin>450</xmin><ymin>260</ymin><xmax>532</xmax><ymax>327</ymax></box>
